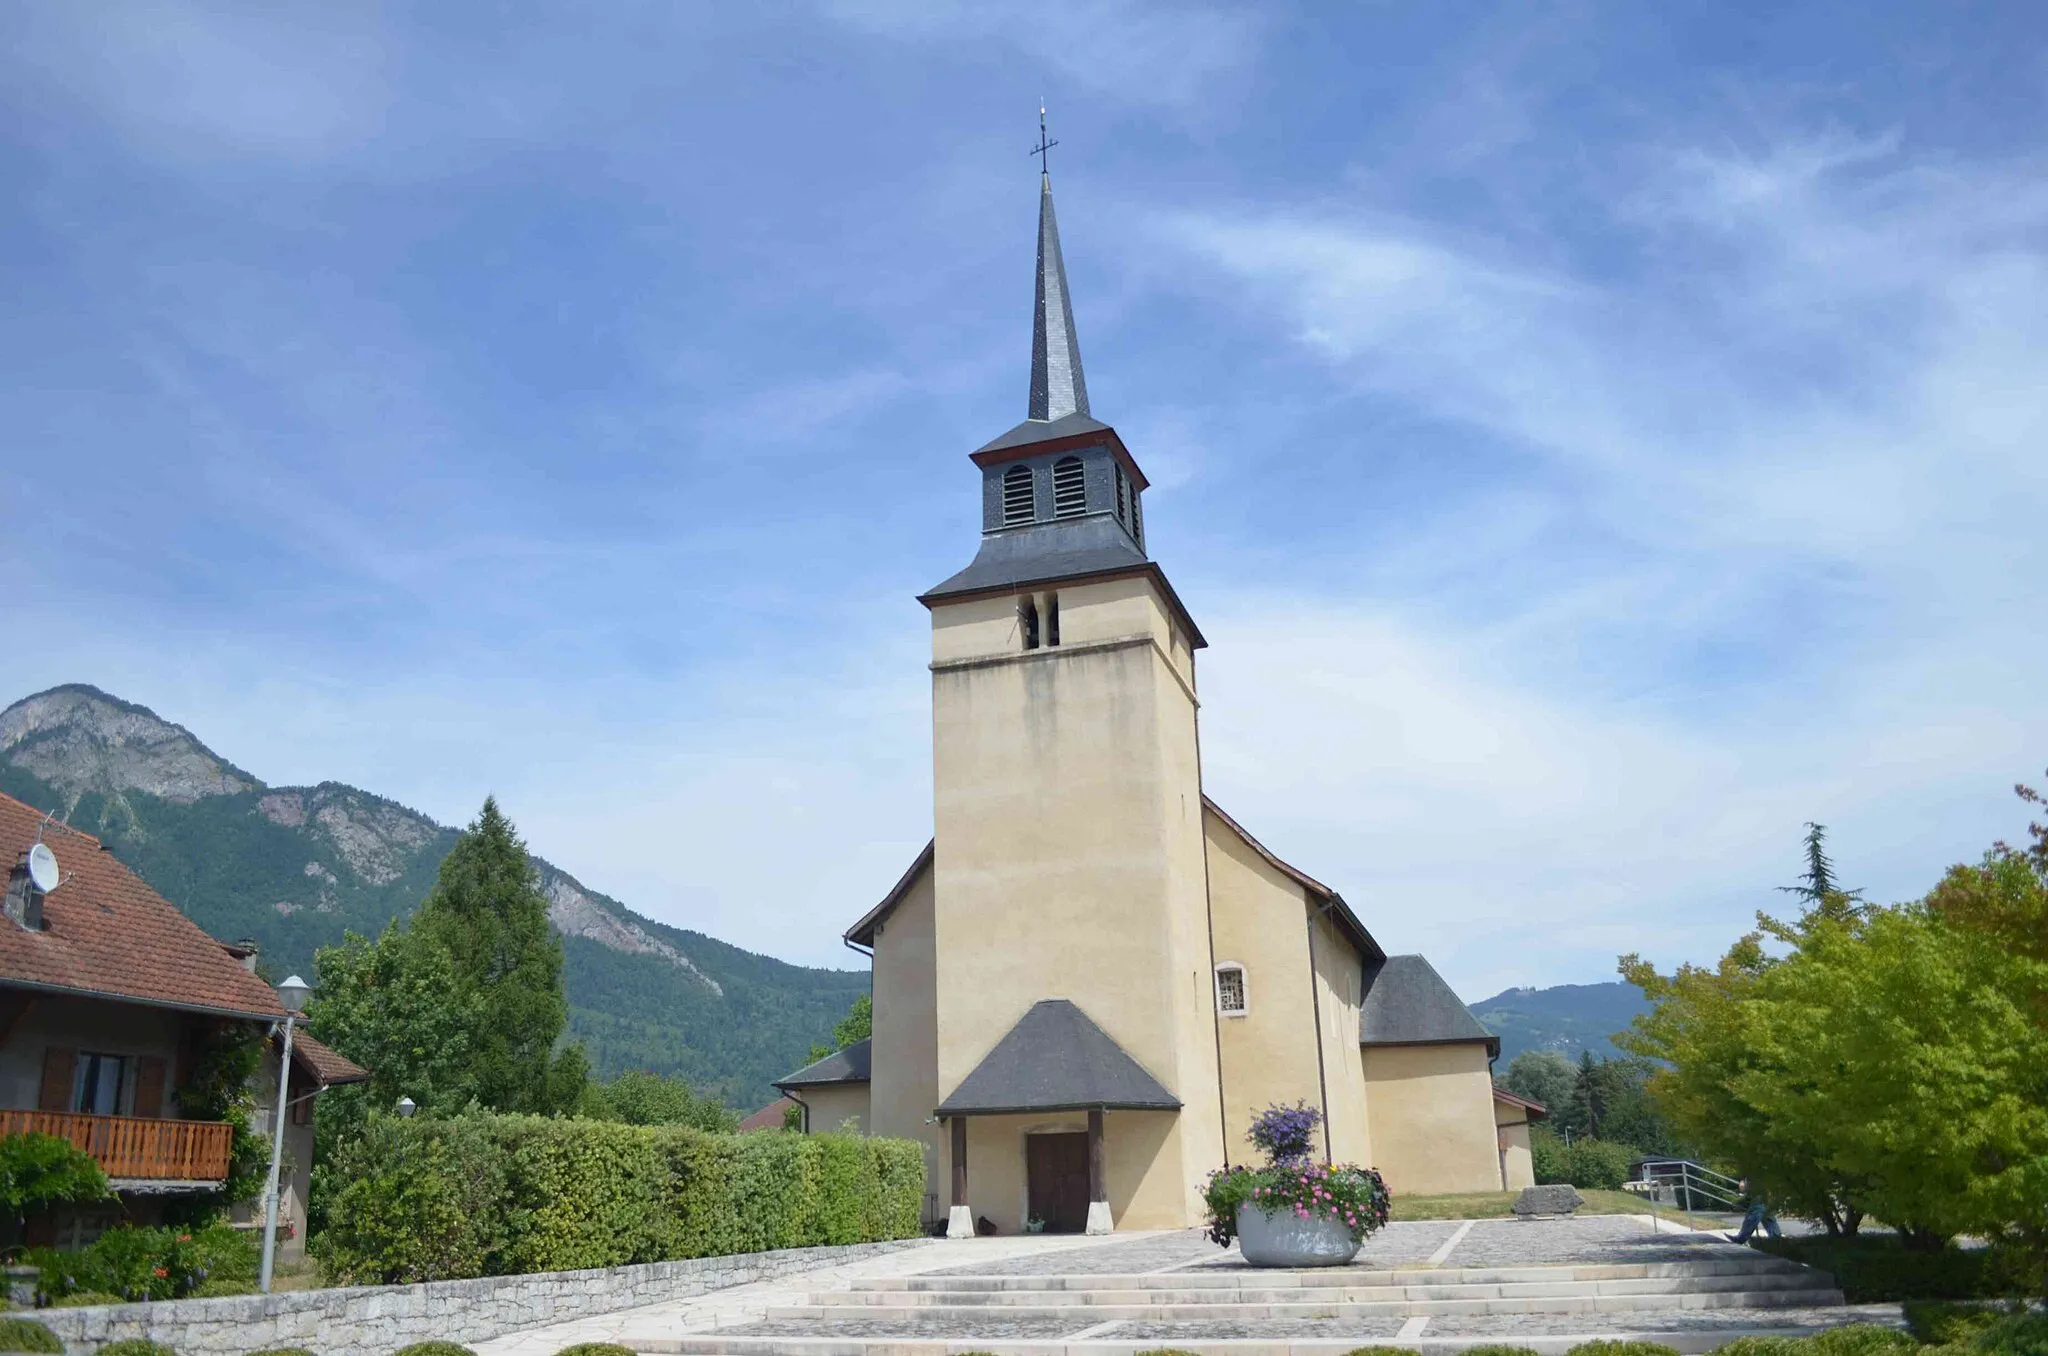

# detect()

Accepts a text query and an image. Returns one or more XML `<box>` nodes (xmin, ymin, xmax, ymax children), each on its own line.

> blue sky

<box><xmin>4</xmin><ymin>2</ymin><xmax>2046</xmax><ymax>998</ymax></box>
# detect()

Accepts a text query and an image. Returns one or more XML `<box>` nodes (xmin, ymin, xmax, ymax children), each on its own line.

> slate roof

<box><xmin>921</xmin><ymin>513</ymin><xmax>1152</xmax><ymax>601</ymax></box>
<box><xmin>936</xmin><ymin>999</ymin><xmax>1180</xmax><ymax>1116</ymax></box>
<box><xmin>290</xmin><ymin>1032</ymin><xmax>370</xmax><ymax>1087</ymax></box>
<box><xmin>844</xmin><ymin>840</ymin><xmax>932</xmax><ymax>950</ymax></box>
<box><xmin>1359</xmin><ymin>954</ymin><xmax>1499</xmax><ymax>1057</ymax></box>
<box><xmin>774</xmin><ymin>1036</ymin><xmax>872</xmax><ymax>1090</ymax></box>
<box><xmin>975</xmin><ymin>412</ymin><xmax>1113</xmax><ymax>456</ymax></box>
<box><xmin>0</xmin><ymin>792</ymin><xmax>287</xmax><ymax>1021</ymax></box>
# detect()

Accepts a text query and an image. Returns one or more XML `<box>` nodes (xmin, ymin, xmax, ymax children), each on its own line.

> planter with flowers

<box><xmin>1202</xmin><ymin>1103</ymin><xmax>1390</xmax><ymax>1267</ymax></box>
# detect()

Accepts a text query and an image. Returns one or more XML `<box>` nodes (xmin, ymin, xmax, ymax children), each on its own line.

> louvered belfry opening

<box><xmin>1002</xmin><ymin>464</ymin><xmax>1036</xmax><ymax>527</ymax></box>
<box><xmin>1052</xmin><ymin>456</ymin><xmax>1086</xmax><ymax>518</ymax></box>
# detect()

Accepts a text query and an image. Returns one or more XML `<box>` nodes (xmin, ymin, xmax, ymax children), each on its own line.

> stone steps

<box><xmin>637</xmin><ymin>1327</ymin><xmax>1879</xmax><ymax>1356</ymax></box>
<box><xmin>809</xmin><ymin>1273</ymin><xmax>1829</xmax><ymax>1307</ymax></box>
<box><xmin>764</xmin><ymin>1289</ymin><xmax>1843</xmax><ymax>1322</ymax></box>
<box><xmin>857</xmin><ymin>1259</ymin><xmax>1814</xmax><ymax>1291</ymax></box>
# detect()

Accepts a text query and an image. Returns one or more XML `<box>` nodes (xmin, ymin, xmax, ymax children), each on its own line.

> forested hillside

<box><xmin>0</xmin><ymin>685</ymin><xmax>868</xmax><ymax>1108</ymax></box>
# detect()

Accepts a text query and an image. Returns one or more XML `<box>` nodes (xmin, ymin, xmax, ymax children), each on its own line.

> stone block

<box><xmin>1512</xmin><ymin>1184</ymin><xmax>1585</xmax><ymax>1217</ymax></box>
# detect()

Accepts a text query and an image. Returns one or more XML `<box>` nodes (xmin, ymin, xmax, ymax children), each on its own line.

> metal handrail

<box><xmin>1633</xmin><ymin>1158</ymin><xmax>1744</xmax><ymax>1231</ymax></box>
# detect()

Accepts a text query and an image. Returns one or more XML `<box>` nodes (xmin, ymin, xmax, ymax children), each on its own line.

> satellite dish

<box><xmin>26</xmin><ymin>842</ymin><xmax>59</xmax><ymax>894</ymax></box>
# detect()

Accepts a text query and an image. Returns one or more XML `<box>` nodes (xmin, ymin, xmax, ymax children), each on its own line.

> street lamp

<box><xmin>259</xmin><ymin>975</ymin><xmax>310</xmax><ymax>1294</ymax></box>
<box><xmin>395</xmin><ymin>1096</ymin><xmax>417</xmax><ymax>1119</ymax></box>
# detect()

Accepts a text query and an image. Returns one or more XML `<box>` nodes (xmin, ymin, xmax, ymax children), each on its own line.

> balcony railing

<box><xmin>0</xmin><ymin>1109</ymin><xmax>233</xmax><ymax>1181</ymax></box>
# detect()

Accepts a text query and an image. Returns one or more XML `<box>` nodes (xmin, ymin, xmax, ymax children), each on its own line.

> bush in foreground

<box><xmin>97</xmin><ymin>1343</ymin><xmax>178</xmax><ymax>1356</ymax></box>
<box><xmin>1568</xmin><ymin>1342</ymin><xmax>1681</xmax><ymax>1356</ymax></box>
<box><xmin>0</xmin><ymin>1318</ymin><xmax>60</xmax><ymax>1353</ymax></box>
<box><xmin>557</xmin><ymin>1346</ymin><xmax>639</xmax><ymax>1356</ymax></box>
<box><xmin>25</xmin><ymin>1222</ymin><xmax>255</xmax><ymax>1303</ymax></box>
<box><xmin>394</xmin><ymin>1344</ymin><xmax>478</xmax><ymax>1356</ymax></box>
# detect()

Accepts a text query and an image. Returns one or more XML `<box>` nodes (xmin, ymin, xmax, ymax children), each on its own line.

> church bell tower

<box><xmin>918</xmin><ymin>158</ymin><xmax>1225</xmax><ymax>1233</ymax></box>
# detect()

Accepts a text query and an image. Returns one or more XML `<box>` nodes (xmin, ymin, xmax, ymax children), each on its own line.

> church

<box><xmin>775</xmin><ymin>166</ymin><xmax>1539</xmax><ymax>1236</ymax></box>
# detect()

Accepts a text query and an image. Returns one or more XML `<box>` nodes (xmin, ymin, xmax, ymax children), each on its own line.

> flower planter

<box><xmin>1235</xmin><ymin>1203</ymin><xmax>1360</xmax><ymax>1267</ymax></box>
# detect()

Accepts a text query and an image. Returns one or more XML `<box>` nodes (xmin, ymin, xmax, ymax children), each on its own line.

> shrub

<box><xmin>1970</xmin><ymin>1311</ymin><xmax>2048</xmax><ymax>1356</ymax></box>
<box><xmin>246</xmin><ymin>1350</ymin><xmax>316</xmax><ymax>1356</ymax></box>
<box><xmin>0</xmin><ymin>1318</ymin><xmax>60</xmax><ymax>1353</ymax></box>
<box><xmin>1568</xmin><ymin>1343</ymin><xmax>1681</xmax><ymax>1356</ymax></box>
<box><xmin>1755</xmin><ymin>1236</ymin><xmax>2022</xmax><ymax>1303</ymax></box>
<box><xmin>1906</xmin><ymin>1302</ymin><xmax>2016</xmax><ymax>1347</ymax></box>
<box><xmin>556</xmin><ymin>1346</ymin><xmax>639</xmax><ymax>1356</ymax></box>
<box><xmin>1347</xmin><ymin>1349</ymin><xmax>1420</xmax><ymax>1356</ymax></box>
<box><xmin>97</xmin><ymin>1343</ymin><xmax>178</xmax><ymax>1356</ymax></box>
<box><xmin>1563</xmin><ymin>1138</ymin><xmax>1638</xmax><ymax>1191</ymax></box>
<box><xmin>1801</xmin><ymin>1326</ymin><xmax>1916</xmax><ymax>1356</ymax></box>
<box><xmin>1709</xmin><ymin>1339</ymin><xmax>1802</xmax><ymax>1356</ymax></box>
<box><xmin>0</xmin><ymin>1133</ymin><xmax>110</xmax><ymax>1217</ymax></box>
<box><xmin>26</xmin><ymin>1223</ymin><xmax>255</xmax><ymax>1303</ymax></box>
<box><xmin>316</xmin><ymin>1112</ymin><xmax>926</xmax><ymax>1283</ymax></box>
<box><xmin>1459</xmin><ymin>1347</ymin><xmax>1543</xmax><ymax>1356</ymax></box>
<box><xmin>1530</xmin><ymin>1127</ymin><xmax>1570</xmax><ymax>1185</ymax></box>
<box><xmin>45</xmin><ymin>1292</ymin><xmax>122</xmax><ymax>1308</ymax></box>
<box><xmin>393</xmin><ymin>1345</ymin><xmax>477</xmax><ymax>1356</ymax></box>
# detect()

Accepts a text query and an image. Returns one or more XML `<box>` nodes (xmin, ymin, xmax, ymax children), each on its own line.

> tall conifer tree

<box><xmin>412</xmin><ymin>796</ymin><xmax>585</xmax><ymax>1113</ymax></box>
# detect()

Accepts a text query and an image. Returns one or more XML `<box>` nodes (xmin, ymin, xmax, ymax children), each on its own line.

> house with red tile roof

<box><xmin>0</xmin><ymin>790</ymin><xmax>366</xmax><ymax>1255</ymax></box>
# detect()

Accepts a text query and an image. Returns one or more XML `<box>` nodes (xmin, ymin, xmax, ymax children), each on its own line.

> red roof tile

<box><xmin>288</xmin><ymin>1031</ymin><xmax>370</xmax><ymax>1086</ymax></box>
<box><xmin>739</xmin><ymin>1097</ymin><xmax>796</xmax><ymax>1131</ymax></box>
<box><xmin>0</xmin><ymin>791</ymin><xmax>286</xmax><ymax>1020</ymax></box>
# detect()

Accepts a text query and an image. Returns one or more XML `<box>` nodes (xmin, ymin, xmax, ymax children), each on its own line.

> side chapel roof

<box><xmin>1359</xmin><ymin>953</ymin><xmax>1499</xmax><ymax>1057</ymax></box>
<box><xmin>774</xmin><ymin>1036</ymin><xmax>872</xmax><ymax>1090</ymax></box>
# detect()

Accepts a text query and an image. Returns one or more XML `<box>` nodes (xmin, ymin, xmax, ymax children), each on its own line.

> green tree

<box><xmin>410</xmin><ymin>797</ymin><xmax>585</xmax><ymax>1114</ymax></box>
<box><xmin>1563</xmin><ymin>1050</ymin><xmax>1608</xmax><ymax>1140</ymax></box>
<box><xmin>310</xmin><ymin>922</ymin><xmax>479</xmax><ymax>1127</ymax></box>
<box><xmin>0</xmin><ymin>1133</ymin><xmax>109</xmax><ymax>1233</ymax></box>
<box><xmin>808</xmin><ymin>992</ymin><xmax>872</xmax><ymax>1063</ymax></box>
<box><xmin>584</xmin><ymin>1070</ymin><xmax>738</xmax><ymax>1131</ymax></box>
<box><xmin>1496</xmin><ymin>1050</ymin><xmax>1574</xmax><ymax>1113</ymax></box>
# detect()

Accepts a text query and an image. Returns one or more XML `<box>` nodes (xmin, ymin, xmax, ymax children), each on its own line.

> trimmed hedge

<box><xmin>315</xmin><ymin>1114</ymin><xmax>926</xmax><ymax>1283</ymax></box>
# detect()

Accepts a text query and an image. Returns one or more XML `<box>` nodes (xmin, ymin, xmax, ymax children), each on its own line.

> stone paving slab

<box><xmin>1449</xmin><ymin>1217</ymin><xmax>1748</xmax><ymax>1269</ymax></box>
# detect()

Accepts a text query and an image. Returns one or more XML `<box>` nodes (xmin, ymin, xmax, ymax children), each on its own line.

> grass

<box><xmin>1388</xmin><ymin>1188</ymin><xmax>1732</xmax><ymax>1225</ymax></box>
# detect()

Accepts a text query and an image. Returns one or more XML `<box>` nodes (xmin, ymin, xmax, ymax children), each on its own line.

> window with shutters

<box><xmin>1002</xmin><ymin>464</ymin><xmax>1035</xmax><ymax>526</ymax></box>
<box><xmin>1215</xmin><ymin>964</ymin><xmax>1248</xmax><ymax>1017</ymax></box>
<box><xmin>1114</xmin><ymin>465</ymin><xmax>1129</xmax><ymax>524</ymax></box>
<box><xmin>1052</xmin><ymin>456</ymin><xmax>1086</xmax><ymax>517</ymax></box>
<box><xmin>1131</xmin><ymin>489</ymin><xmax>1142</xmax><ymax>545</ymax></box>
<box><xmin>74</xmin><ymin>1052</ymin><xmax>128</xmax><ymax>1115</ymax></box>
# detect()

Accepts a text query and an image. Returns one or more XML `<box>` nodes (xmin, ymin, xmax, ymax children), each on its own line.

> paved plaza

<box><xmin>474</xmin><ymin>1215</ymin><xmax>1899</xmax><ymax>1356</ymax></box>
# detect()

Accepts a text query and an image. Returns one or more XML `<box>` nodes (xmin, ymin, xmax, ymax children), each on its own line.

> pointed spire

<box><xmin>1028</xmin><ymin>171</ymin><xmax>1090</xmax><ymax>422</ymax></box>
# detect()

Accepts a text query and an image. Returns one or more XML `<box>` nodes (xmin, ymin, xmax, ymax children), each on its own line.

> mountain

<box><xmin>0</xmin><ymin>684</ymin><xmax>869</xmax><ymax>1108</ymax></box>
<box><xmin>1467</xmin><ymin>981</ymin><xmax>1653</xmax><ymax>1066</ymax></box>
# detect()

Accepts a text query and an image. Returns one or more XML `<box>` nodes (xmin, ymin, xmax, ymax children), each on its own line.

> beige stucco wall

<box><xmin>1495</xmin><ymin>1104</ymin><xmax>1535</xmax><ymax>1190</ymax></box>
<box><xmin>1361</xmin><ymin>1042</ymin><xmax>1502</xmax><ymax>1195</ymax></box>
<box><xmin>1203</xmin><ymin>812</ymin><xmax>1321</xmax><ymax>1164</ymax></box>
<box><xmin>1311</xmin><ymin>909</ymin><xmax>1371</xmax><ymax>1168</ymax></box>
<box><xmin>955</xmin><ymin>1108</ymin><xmax>1182</xmax><ymax>1234</ymax></box>
<box><xmin>797</xmin><ymin>1083</ymin><xmax>872</xmax><ymax>1136</ymax></box>
<box><xmin>865</xmin><ymin>854</ymin><xmax>941</xmax><ymax>1220</ymax></box>
<box><xmin>929</xmin><ymin>574</ymin><xmax>1222</xmax><ymax>1229</ymax></box>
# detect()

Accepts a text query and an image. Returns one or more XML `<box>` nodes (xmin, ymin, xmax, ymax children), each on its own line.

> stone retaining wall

<box><xmin>34</xmin><ymin>1237</ymin><xmax>933</xmax><ymax>1356</ymax></box>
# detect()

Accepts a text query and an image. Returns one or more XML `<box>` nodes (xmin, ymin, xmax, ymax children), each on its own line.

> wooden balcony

<box><xmin>0</xmin><ymin>1109</ymin><xmax>233</xmax><ymax>1182</ymax></box>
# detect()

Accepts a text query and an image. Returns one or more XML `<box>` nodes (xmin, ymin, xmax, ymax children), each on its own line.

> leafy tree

<box><xmin>1497</xmin><ymin>1050</ymin><xmax>1574</xmax><ymax>1113</ymax></box>
<box><xmin>0</xmin><ymin>1132</ymin><xmax>109</xmax><ymax>1234</ymax></box>
<box><xmin>807</xmin><ymin>992</ymin><xmax>872</xmax><ymax>1063</ymax></box>
<box><xmin>310</xmin><ymin>922</ymin><xmax>479</xmax><ymax>1128</ymax></box>
<box><xmin>584</xmin><ymin>1070</ymin><xmax>738</xmax><ymax>1132</ymax></box>
<box><xmin>410</xmin><ymin>797</ymin><xmax>585</xmax><ymax>1114</ymax></box>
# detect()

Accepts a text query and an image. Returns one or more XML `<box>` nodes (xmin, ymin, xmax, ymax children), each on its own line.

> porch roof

<box><xmin>936</xmin><ymin>999</ymin><xmax>1180</xmax><ymax>1117</ymax></box>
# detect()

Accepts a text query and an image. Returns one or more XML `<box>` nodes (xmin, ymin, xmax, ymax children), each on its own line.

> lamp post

<box><xmin>259</xmin><ymin>974</ymin><xmax>311</xmax><ymax>1294</ymax></box>
<box><xmin>395</xmin><ymin>1096</ymin><xmax>417</xmax><ymax>1119</ymax></box>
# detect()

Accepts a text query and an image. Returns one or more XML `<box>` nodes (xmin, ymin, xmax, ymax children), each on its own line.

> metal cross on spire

<box><xmin>1031</xmin><ymin>102</ymin><xmax>1058</xmax><ymax>179</ymax></box>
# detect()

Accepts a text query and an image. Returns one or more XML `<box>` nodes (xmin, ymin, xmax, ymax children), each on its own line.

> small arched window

<box><xmin>1052</xmin><ymin>456</ymin><xmax>1086</xmax><ymax>518</ymax></box>
<box><xmin>1019</xmin><ymin>594</ymin><xmax>1040</xmax><ymax>650</ymax></box>
<box><xmin>1002</xmin><ymin>464</ymin><xmax>1035</xmax><ymax>527</ymax></box>
<box><xmin>1215</xmin><ymin>963</ymin><xmax>1248</xmax><ymax>1017</ymax></box>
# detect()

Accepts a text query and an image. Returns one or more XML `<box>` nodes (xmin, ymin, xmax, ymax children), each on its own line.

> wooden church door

<box><xmin>1026</xmin><ymin>1132</ymin><xmax>1090</xmax><ymax>1233</ymax></box>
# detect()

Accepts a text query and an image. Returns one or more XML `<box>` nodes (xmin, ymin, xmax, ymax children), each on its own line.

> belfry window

<box><xmin>1215</xmin><ymin>964</ymin><xmax>1248</xmax><ymax>1017</ymax></box>
<box><xmin>1130</xmin><ymin>490</ymin><xmax>1142</xmax><ymax>545</ymax></box>
<box><xmin>1114</xmin><ymin>465</ymin><xmax>1129</xmax><ymax>525</ymax></box>
<box><xmin>1002</xmin><ymin>464</ymin><xmax>1035</xmax><ymax>526</ymax></box>
<box><xmin>1044</xmin><ymin>592</ymin><xmax>1060</xmax><ymax>647</ymax></box>
<box><xmin>1019</xmin><ymin>594</ymin><xmax>1040</xmax><ymax>650</ymax></box>
<box><xmin>1052</xmin><ymin>456</ymin><xmax>1086</xmax><ymax>518</ymax></box>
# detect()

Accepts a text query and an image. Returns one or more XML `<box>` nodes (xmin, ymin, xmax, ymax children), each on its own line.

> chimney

<box><xmin>5</xmin><ymin>856</ymin><xmax>45</xmax><ymax>932</ymax></box>
<box><xmin>232</xmin><ymin>938</ymin><xmax>261</xmax><ymax>974</ymax></box>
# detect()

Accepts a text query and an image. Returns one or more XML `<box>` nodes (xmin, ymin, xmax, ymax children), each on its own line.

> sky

<box><xmin>3</xmin><ymin>2</ymin><xmax>2046</xmax><ymax>1000</ymax></box>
